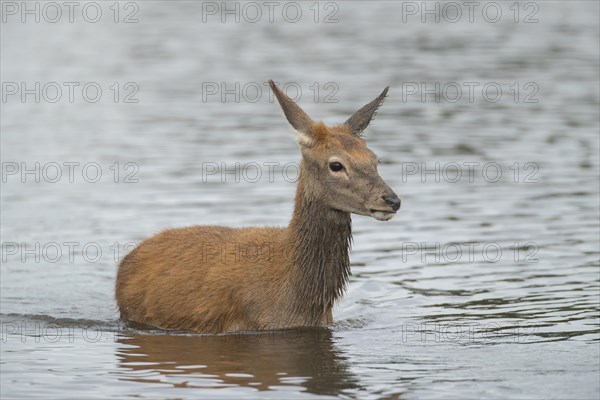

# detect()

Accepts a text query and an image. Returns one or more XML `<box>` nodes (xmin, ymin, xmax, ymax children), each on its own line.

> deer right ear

<box><xmin>269</xmin><ymin>80</ymin><xmax>315</xmax><ymax>147</ymax></box>
<box><xmin>345</xmin><ymin>86</ymin><xmax>389</xmax><ymax>137</ymax></box>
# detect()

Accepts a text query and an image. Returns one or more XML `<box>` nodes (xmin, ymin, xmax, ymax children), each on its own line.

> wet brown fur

<box><xmin>115</xmin><ymin>82</ymin><xmax>396</xmax><ymax>333</ymax></box>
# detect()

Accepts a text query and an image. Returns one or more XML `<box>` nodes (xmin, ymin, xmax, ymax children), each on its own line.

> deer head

<box><xmin>269</xmin><ymin>80</ymin><xmax>400</xmax><ymax>221</ymax></box>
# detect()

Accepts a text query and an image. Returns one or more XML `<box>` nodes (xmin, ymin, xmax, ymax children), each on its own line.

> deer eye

<box><xmin>329</xmin><ymin>162</ymin><xmax>344</xmax><ymax>172</ymax></box>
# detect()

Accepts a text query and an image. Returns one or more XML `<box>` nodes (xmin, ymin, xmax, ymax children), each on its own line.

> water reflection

<box><xmin>115</xmin><ymin>328</ymin><xmax>360</xmax><ymax>396</ymax></box>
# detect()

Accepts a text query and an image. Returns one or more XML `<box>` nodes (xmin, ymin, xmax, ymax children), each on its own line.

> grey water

<box><xmin>1</xmin><ymin>2</ymin><xmax>599</xmax><ymax>399</ymax></box>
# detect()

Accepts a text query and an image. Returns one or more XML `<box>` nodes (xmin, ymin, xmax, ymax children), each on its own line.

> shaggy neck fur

<box><xmin>286</xmin><ymin>161</ymin><xmax>352</xmax><ymax>323</ymax></box>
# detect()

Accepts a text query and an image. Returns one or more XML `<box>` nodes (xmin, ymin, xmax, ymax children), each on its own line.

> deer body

<box><xmin>116</xmin><ymin>81</ymin><xmax>400</xmax><ymax>333</ymax></box>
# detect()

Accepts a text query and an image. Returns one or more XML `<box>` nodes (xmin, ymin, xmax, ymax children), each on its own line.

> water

<box><xmin>1</xmin><ymin>1</ymin><xmax>599</xmax><ymax>399</ymax></box>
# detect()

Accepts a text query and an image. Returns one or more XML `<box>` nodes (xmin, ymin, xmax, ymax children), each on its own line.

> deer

<box><xmin>115</xmin><ymin>80</ymin><xmax>400</xmax><ymax>334</ymax></box>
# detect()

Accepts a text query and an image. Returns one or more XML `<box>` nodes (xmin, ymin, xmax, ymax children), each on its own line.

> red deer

<box><xmin>116</xmin><ymin>80</ymin><xmax>400</xmax><ymax>333</ymax></box>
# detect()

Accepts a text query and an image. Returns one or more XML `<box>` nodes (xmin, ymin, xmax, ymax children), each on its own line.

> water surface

<box><xmin>1</xmin><ymin>2</ymin><xmax>599</xmax><ymax>399</ymax></box>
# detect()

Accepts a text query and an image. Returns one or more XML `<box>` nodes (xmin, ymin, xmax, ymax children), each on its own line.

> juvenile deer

<box><xmin>116</xmin><ymin>80</ymin><xmax>400</xmax><ymax>333</ymax></box>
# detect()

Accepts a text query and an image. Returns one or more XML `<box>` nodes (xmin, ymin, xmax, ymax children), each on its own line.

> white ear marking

<box><xmin>291</xmin><ymin>127</ymin><xmax>314</xmax><ymax>148</ymax></box>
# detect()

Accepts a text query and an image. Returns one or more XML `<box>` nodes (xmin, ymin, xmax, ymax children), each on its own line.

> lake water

<box><xmin>1</xmin><ymin>1</ymin><xmax>599</xmax><ymax>399</ymax></box>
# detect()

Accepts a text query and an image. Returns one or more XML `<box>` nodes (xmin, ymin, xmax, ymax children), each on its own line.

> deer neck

<box><xmin>286</xmin><ymin>161</ymin><xmax>352</xmax><ymax>323</ymax></box>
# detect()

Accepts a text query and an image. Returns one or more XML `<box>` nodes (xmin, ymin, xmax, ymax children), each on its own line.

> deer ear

<box><xmin>269</xmin><ymin>80</ymin><xmax>315</xmax><ymax>147</ymax></box>
<box><xmin>345</xmin><ymin>87</ymin><xmax>389</xmax><ymax>136</ymax></box>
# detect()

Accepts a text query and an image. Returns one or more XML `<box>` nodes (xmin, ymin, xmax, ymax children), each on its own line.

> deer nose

<box><xmin>383</xmin><ymin>194</ymin><xmax>401</xmax><ymax>212</ymax></box>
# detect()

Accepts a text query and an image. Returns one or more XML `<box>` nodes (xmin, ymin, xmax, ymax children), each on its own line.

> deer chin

<box><xmin>370</xmin><ymin>210</ymin><xmax>397</xmax><ymax>221</ymax></box>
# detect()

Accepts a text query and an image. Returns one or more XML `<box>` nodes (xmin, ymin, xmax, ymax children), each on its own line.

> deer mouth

<box><xmin>370</xmin><ymin>209</ymin><xmax>397</xmax><ymax>221</ymax></box>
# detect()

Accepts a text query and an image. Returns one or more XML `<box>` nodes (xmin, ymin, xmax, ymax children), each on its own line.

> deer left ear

<box><xmin>344</xmin><ymin>87</ymin><xmax>389</xmax><ymax>136</ymax></box>
<box><xmin>269</xmin><ymin>80</ymin><xmax>316</xmax><ymax>147</ymax></box>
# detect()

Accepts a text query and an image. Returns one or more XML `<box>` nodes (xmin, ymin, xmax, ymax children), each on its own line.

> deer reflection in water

<box><xmin>115</xmin><ymin>327</ymin><xmax>360</xmax><ymax>396</ymax></box>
